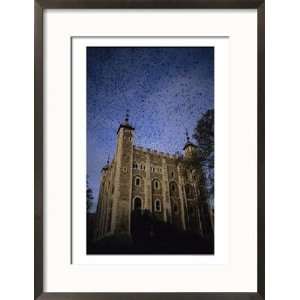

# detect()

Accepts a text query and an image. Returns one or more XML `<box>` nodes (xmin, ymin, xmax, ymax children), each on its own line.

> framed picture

<box><xmin>35</xmin><ymin>0</ymin><xmax>264</xmax><ymax>299</ymax></box>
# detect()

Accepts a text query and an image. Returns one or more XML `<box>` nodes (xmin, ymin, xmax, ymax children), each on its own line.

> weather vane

<box><xmin>125</xmin><ymin>109</ymin><xmax>129</xmax><ymax>122</ymax></box>
<box><xmin>185</xmin><ymin>128</ymin><xmax>190</xmax><ymax>142</ymax></box>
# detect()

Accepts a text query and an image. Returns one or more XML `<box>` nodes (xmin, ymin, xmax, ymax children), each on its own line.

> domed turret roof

<box><xmin>101</xmin><ymin>156</ymin><xmax>110</xmax><ymax>171</ymax></box>
<box><xmin>183</xmin><ymin>129</ymin><xmax>197</xmax><ymax>150</ymax></box>
<box><xmin>117</xmin><ymin>110</ymin><xmax>135</xmax><ymax>134</ymax></box>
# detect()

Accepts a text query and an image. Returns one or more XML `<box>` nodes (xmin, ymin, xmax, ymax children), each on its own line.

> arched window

<box><xmin>135</xmin><ymin>176</ymin><xmax>141</xmax><ymax>186</ymax></box>
<box><xmin>185</xmin><ymin>185</ymin><xmax>190</xmax><ymax>195</ymax></box>
<box><xmin>171</xmin><ymin>171</ymin><xmax>175</xmax><ymax>178</ymax></box>
<box><xmin>133</xmin><ymin>162</ymin><xmax>138</xmax><ymax>169</ymax></box>
<box><xmin>173</xmin><ymin>203</ymin><xmax>178</xmax><ymax>214</ymax></box>
<box><xmin>154</xmin><ymin>199</ymin><xmax>161</xmax><ymax>212</ymax></box>
<box><xmin>153</xmin><ymin>179</ymin><xmax>160</xmax><ymax>190</ymax></box>
<box><xmin>134</xmin><ymin>197</ymin><xmax>142</xmax><ymax>210</ymax></box>
<box><xmin>188</xmin><ymin>206</ymin><xmax>195</xmax><ymax>216</ymax></box>
<box><xmin>170</xmin><ymin>182</ymin><xmax>177</xmax><ymax>195</ymax></box>
<box><xmin>185</xmin><ymin>184</ymin><xmax>195</xmax><ymax>198</ymax></box>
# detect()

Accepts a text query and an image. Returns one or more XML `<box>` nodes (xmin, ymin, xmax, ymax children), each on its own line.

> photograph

<box><xmin>86</xmin><ymin>47</ymin><xmax>215</xmax><ymax>254</ymax></box>
<box><xmin>33</xmin><ymin>2</ymin><xmax>265</xmax><ymax>299</ymax></box>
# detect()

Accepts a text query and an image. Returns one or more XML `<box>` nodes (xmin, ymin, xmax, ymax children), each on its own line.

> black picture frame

<box><xmin>34</xmin><ymin>1</ymin><xmax>265</xmax><ymax>299</ymax></box>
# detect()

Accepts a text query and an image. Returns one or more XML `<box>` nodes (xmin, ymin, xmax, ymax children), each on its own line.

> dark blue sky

<box><xmin>87</xmin><ymin>47</ymin><xmax>214</xmax><ymax>211</ymax></box>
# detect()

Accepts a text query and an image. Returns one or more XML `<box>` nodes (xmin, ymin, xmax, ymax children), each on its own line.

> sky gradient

<box><xmin>87</xmin><ymin>47</ymin><xmax>214</xmax><ymax>211</ymax></box>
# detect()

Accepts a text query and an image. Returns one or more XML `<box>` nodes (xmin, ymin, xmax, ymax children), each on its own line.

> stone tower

<box><xmin>110</xmin><ymin>111</ymin><xmax>134</xmax><ymax>236</ymax></box>
<box><xmin>183</xmin><ymin>129</ymin><xmax>197</xmax><ymax>158</ymax></box>
<box><xmin>95</xmin><ymin>118</ymin><xmax>213</xmax><ymax>241</ymax></box>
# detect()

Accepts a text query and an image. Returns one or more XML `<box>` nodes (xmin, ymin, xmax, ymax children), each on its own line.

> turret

<box><xmin>117</xmin><ymin>110</ymin><xmax>135</xmax><ymax>135</ymax></box>
<box><xmin>101</xmin><ymin>156</ymin><xmax>110</xmax><ymax>172</ymax></box>
<box><xmin>183</xmin><ymin>129</ymin><xmax>197</xmax><ymax>158</ymax></box>
<box><xmin>110</xmin><ymin>110</ymin><xmax>135</xmax><ymax>236</ymax></box>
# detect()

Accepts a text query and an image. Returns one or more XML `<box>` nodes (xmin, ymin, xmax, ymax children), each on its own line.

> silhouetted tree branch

<box><xmin>86</xmin><ymin>178</ymin><xmax>94</xmax><ymax>213</ymax></box>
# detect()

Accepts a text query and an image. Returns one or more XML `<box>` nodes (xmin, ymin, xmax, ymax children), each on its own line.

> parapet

<box><xmin>133</xmin><ymin>144</ymin><xmax>181</xmax><ymax>159</ymax></box>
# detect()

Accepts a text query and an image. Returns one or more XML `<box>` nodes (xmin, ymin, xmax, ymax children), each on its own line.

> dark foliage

<box><xmin>86</xmin><ymin>179</ymin><xmax>94</xmax><ymax>213</ymax></box>
<box><xmin>182</xmin><ymin>110</ymin><xmax>215</xmax><ymax>238</ymax></box>
<box><xmin>189</xmin><ymin>109</ymin><xmax>215</xmax><ymax>198</ymax></box>
<box><xmin>87</xmin><ymin>212</ymin><xmax>214</xmax><ymax>255</ymax></box>
<box><xmin>193</xmin><ymin>109</ymin><xmax>214</xmax><ymax>166</ymax></box>
<box><xmin>86</xmin><ymin>213</ymin><xmax>96</xmax><ymax>247</ymax></box>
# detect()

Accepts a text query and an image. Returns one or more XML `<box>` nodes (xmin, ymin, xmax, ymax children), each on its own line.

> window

<box><xmin>123</xmin><ymin>167</ymin><xmax>127</xmax><ymax>173</ymax></box>
<box><xmin>133</xmin><ymin>162</ymin><xmax>138</xmax><ymax>169</ymax></box>
<box><xmin>154</xmin><ymin>199</ymin><xmax>161</xmax><ymax>212</ymax></box>
<box><xmin>135</xmin><ymin>177</ymin><xmax>141</xmax><ymax>186</ymax></box>
<box><xmin>186</xmin><ymin>185</ymin><xmax>190</xmax><ymax>195</ymax></box>
<box><xmin>171</xmin><ymin>171</ymin><xmax>174</xmax><ymax>178</ymax></box>
<box><xmin>173</xmin><ymin>204</ymin><xmax>178</xmax><ymax>214</ymax></box>
<box><xmin>134</xmin><ymin>197</ymin><xmax>142</xmax><ymax>210</ymax></box>
<box><xmin>170</xmin><ymin>182</ymin><xmax>176</xmax><ymax>193</ymax></box>
<box><xmin>153</xmin><ymin>179</ymin><xmax>160</xmax><ymax>190</ymax></box>
<box><xmin>189</xmin><ymin>206</ymin><xmax>195</xmax><ymax>216</ymax></box>
<box><xmin>189</xmin><ymin>170</ymin><xmax>194</xmax><ymax>180</ymax></box>
<box><xmin>140</xmin><ymin>164</ymin><xmax>145</xmax><ymax>170</ymax></box>
<box><xmin>185</xmin><ymin>184</ymin><xmax>194</xmax><ymax>198</ymax></box>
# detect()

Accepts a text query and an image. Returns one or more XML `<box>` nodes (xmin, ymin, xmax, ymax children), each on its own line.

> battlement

<box><xmin>133</xmin><ymin>145</ymin><xmax>183</xmax><ymax>159</ymax></box>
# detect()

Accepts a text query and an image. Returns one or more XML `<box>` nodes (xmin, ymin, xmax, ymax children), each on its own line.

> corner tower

<box><xmin>110</xmin><ymin>111</ymin><xmax>135</xmax><ymax>236</ymax></box>
<box><xmin>183</xmin><ymin>130</ymin><xmax>197</xmax><ymax>158</ymax></box>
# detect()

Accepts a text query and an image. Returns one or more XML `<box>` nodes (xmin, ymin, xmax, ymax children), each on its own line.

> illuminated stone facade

<box><xmin>95</xmin><ymin>116</ymin><xmax>212</xmax><ymax>240</ymax></box>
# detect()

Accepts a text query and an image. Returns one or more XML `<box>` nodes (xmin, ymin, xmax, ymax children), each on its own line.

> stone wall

<box><xmin>96</xmin><ymin>139</ymin><xmax>207</xmax><ymax>240</ymax></box>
